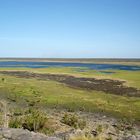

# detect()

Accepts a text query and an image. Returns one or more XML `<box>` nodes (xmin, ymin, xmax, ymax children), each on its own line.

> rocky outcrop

<box><xmin>0</xmin><ymin>128</ymin><xmax>61</xmax><ymax>140</ymax></box>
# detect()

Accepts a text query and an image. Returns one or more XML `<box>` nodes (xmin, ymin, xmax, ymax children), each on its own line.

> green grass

<box><xmin>0</xmin><ymin>70</ymin><xmax>140</xmax><ymax>121</ymax></box>
<box><xmin>2</xmin><ymin>66</ymin><xmax>139</xmax><ymax>88</ymax></box>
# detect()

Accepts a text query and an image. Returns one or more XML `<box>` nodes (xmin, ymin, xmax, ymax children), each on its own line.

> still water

<box><xmin>0</xmin><ymin>61</ymin><xmax>140</xmax><ymax>71</ymax></box>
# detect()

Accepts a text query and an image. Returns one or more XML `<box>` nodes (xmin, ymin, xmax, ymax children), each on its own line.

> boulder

<box><xmin>0</xmin><ymin>128</ymin><xmax>61</xmax><ymax>140</ymax></box>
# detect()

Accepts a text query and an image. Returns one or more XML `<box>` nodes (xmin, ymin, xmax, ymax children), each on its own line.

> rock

<box><xmin>47</xmin><ymin>137</ymin><xmax>61</xmax><ymax>140</ymax></box>
<box><xmin>68</xmin><ymin>129</ymin><xmax>85</xmax><ymax>139</ymax></box>
<box><xmin>0</xmin><ymin>128</ymin><xmax>61</xmax><ymax>140</ymax></box>
<box><xmin>122</xmin><ymin>135</ymin><xmax>137</xmax><ymax>140</ymax></box>
<box><xmin>55</xmin><ymin>129</ymin><xmax>74</xmax><ymax>140</ymax></box>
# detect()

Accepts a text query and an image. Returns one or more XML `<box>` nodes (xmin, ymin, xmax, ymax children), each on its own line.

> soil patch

<box><xmin>0</xmin><ymin>71</ymin><xmax>140</xmax><ymax>97</ymax></box>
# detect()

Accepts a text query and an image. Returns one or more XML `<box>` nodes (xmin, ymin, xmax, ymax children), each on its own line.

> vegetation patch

<box><xmin>0</xmin><ymin>71</ymin><xmax>140</xmax><ymax>97</ymax></box>
<box><xmin>9</xmin><ymin>109</ymin><xmax>54</xmax><ymax>135</ymax></box>
<box><xmin>0</xmin><ymin>69</ymin><xmax>140</xmax><ymax>122</ymax></box>
<box><xmin>61</xmin><ymin>113</ymin><xmax>86</xmax><ymax>130</ymax></box>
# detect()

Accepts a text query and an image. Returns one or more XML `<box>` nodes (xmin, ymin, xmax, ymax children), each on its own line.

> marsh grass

<box><xmin>61</xmin><ymin>113</ymin><xmax>86</xmax><ymax>129</ymax></box>
<box><xmin>0</xmin><ymin>67</ymin><xmax>140</xmax><ymax>122</ymax></box>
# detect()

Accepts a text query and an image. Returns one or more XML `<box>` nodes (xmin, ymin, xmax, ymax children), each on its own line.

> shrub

<box><xmin>40</xmin><ymin>127</ymin><xmax>55</xmax><ymax>135</ymax></box>
<box><xmin>1</xmin><ymin>78</ymin><xmax>5</xmax><ymax>82</ymax></box>
<box><xmin>61</xmin><ymin>113</ymin><xmax>86</xmax><ymax>129</ymax></box>
<box><xmin>9</xmin><ymin>109</ymin><xmax>50</xmax><ymax>134</ymax></box>
<box><xmin>22</xmin><ymin>110</ymin><xmax>47</xmax><ymax>131</ymax></box>
<box><xmin>9</xmin><ymin>117</ymin><xmax>22</xmax><ymax>128</ymax></box>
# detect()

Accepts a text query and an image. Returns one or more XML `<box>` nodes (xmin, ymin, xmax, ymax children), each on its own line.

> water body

<box><xmin>0</xmin><ymin>61</ymin><xmax>140</xmax><ymax>71</ymax></box>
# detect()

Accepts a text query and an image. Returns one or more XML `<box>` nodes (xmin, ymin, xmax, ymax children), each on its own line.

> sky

<box><xmin>0</xmin><ymin>0</ymin><xmax>140</xmax><ymax>58</ymax></box>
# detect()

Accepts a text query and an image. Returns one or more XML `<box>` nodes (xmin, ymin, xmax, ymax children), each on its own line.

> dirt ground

<box><xmin>0</xmin><ymin>71</ymin><xmax>140</xmax><ymax>97</ymax></box>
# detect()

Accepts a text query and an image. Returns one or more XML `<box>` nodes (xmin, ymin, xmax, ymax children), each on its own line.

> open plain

<box><xmin>0</xmin><ymin>59</ymin><xmax>140</xmax><ymax>139</ymax></box>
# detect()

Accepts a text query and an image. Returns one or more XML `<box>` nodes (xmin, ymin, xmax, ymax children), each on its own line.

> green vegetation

<box><xmin>0</xmin><ymin>68</ymin><xmax>140</xmax><ymax>120</ymax></box>
<box><xmin>1</xmin><ymin>66</ymin><xmax>140</xmax><ymax>88</ymax></box>
<box><xmin>61</xmin><ymin>113</ymin><xmax>86</xmax><ymax>129</ymax></box>
<box><xmin>9</xmin><ymin>109</ymin><xmax>55</xmax><ymax>135</ymax></box>
<box><xmin>0</xmin><ymin>67</ymin><xmax>140</xmax><ymax>122</ymax></box>
<box><xmin>0</xmin><ymin>65</ymin><xmax>139</xmax><ymax>140</ymax></box>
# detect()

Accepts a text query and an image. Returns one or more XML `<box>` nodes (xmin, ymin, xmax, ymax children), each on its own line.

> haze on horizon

<box><xmin>0</xmin><ymin>0</ymin><xmax>140</xmax><ymax>58</ymax></box>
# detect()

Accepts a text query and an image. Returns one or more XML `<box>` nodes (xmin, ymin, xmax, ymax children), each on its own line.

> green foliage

<box><xmin>40</xmin><ymin>127</ymin><xmax>55</xmax><ymax>135</ymax></box>
<box><xmin>0</xmin><ymin>68</ymin><xmax>140</xmax><ymax>122</ymax></box>
<box><xmin>0</xmin><ymin>112</ymin><xmax>3</xmax><ymax>127</ymax></box>
<box><xmin>9</xmin><ymin>109</ymin><xmax>52</xmax><ymax>135</ymax></box>
<box><xmin>9</xmin><ymin>117</ymin><xmax>22</xmax><ymax>128</ymax></box>
<box><xmin>1</xmin><ymin>78</ymin><xmax>5</xmax><ymax>82</ymax></box>
<box><xmin>106</xmin><ymin>137</ymin><xmax>113</xmax><ymax>140</ymax></box>
<box><xmin>61</xmin><ymin>113</ymin><xmax>86</xmax><ymax>129</ymax></box>
<box><xmin>22</xmin><ymin>110</ymin><xmax>47</xmax><ymax>131</ymax></box>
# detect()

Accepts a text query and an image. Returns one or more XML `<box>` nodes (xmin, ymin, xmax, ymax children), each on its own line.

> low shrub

<box><xmin>9</xmin><ymin>109</ymin><xmax>53</xmax><ymax>135</ymax></box>
<box><xmin>22</xmin><ymin>110</ymin><xmax>47</xmax><ymax>131</ymax></box>
<box><xmin>9</xmin><ymin>117</ymin><xmax>22</xmax><ymax>128</ymax></box>
<box><xmin>61</xmin><ymin>113</ymin><xmax>86</xmax><ymax>129</ymax></box>
<box><xmin>1</xmin><ymin>78</ymin><xmax>5</xmax><ymax>82</ymax></box>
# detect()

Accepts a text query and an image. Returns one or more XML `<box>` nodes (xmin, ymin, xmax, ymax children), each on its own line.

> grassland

<box><xmin>0</xmin><ymin>67</ymin><xmax>140</xmax><ymax>123</ymax></box>
<box><xmin>0</xmin><ymin>66</ymin><xmax>139</xmax><ymax>88</ymax></box>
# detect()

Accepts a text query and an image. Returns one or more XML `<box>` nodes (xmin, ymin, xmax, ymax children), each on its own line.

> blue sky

<box><xmin>0</xmin><ymin>0</ymin><xmax>140</xmax><ymax>58</ymax></box>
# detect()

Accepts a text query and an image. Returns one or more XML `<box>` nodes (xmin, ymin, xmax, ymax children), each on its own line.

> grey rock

<box><xmin>122</xmin><ymin>135</ymin><xmax>137</xmax><ymax>140</ymax></box>
<box><xmin>47</xmin><ymin>137</ymin><xmax>62</xmax><ymax>140</ymax></box>
<box><xmin>0</xmin><ymin>128</ymin><xmax>61</xmax><ymax>140</ymax></box>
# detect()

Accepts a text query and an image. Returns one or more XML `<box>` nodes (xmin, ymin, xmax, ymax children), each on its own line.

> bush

<box><xmin>22</xmin><ymin>110</ymin><xmax>47</xmax><ymax>131</ymax></box>
<box><xmin>1</xmin><ymin>78</ymin><xmax>5</xmax><ymax>82</ymax></box>
<box><xmin>61</xmin><ymin>113</ymin><xmax>86</xmax><ymax>129</ymax></box>
<box><xmin>9</xmin><ymin>117</ymin><xmax>22</xmax><ymax>128</ymax></box>
<box><xmin>9</xmin><ymin>109</ymin><xmax>50</xmax><ymax>134</ymax></box>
